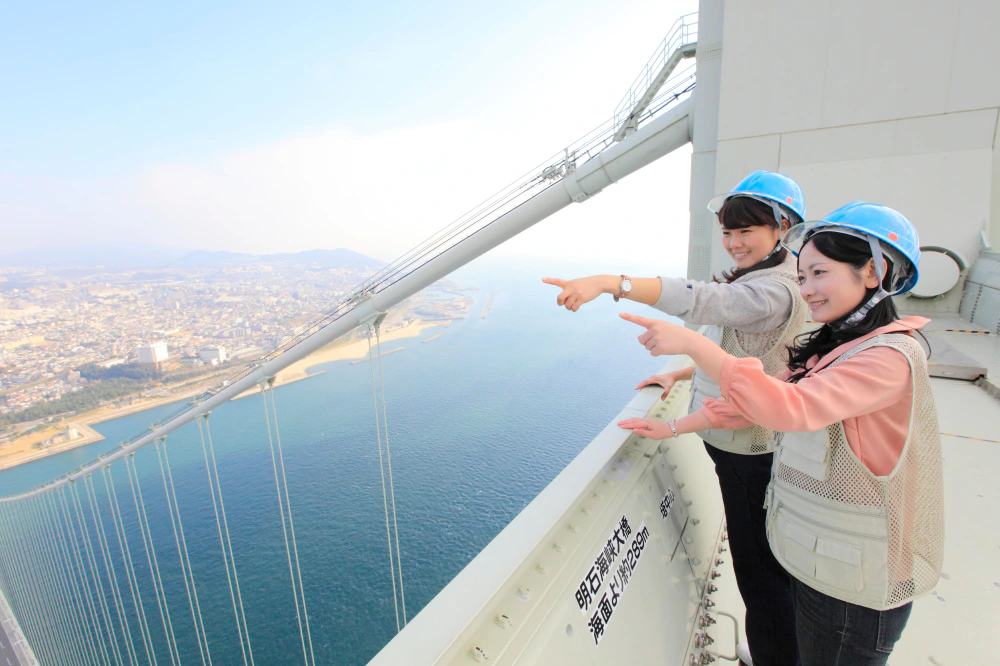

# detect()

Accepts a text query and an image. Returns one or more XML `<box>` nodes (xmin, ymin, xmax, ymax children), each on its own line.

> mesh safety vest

<box><xmin>688</xmin><ymin>258</ymin><xmax>807</xmax><ymax>454</ymax></box>
<box><xmin>765</xmin><ymin>333</ymin><xmax>944</xmax><ymax>610</ymax></box>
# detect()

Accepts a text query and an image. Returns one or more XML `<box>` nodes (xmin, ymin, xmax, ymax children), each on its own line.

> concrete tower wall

<box><xmin>697</xmin><ymin>0</ymin><xmax>1000</xmax><ymax>279</ymax></box>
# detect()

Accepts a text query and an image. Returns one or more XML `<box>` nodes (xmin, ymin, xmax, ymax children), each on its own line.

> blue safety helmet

<box><xmin>707</xmin><ymin>170</ymin><xmax>807</xmax><ymax>227</ymax></box>
<box><xmin>782</xmin><ymin>201</ymin><xmax>921</xmax><ymax>325</ymax></box>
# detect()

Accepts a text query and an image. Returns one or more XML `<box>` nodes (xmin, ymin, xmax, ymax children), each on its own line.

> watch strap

<box><xmin>613</xmin><ymin>274</ymin><xmax>632</xmax><ymax>302</ymax></box>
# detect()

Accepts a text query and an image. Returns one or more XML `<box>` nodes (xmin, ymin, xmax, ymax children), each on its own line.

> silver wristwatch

<box><xmin>666</xmin><ymin>419</ymin><xmax>678</xmax><ymax>438</ymax></box>
<box><xmin>613</xmin><ymin>275</ymin><xmax>633</xmax><ymax>302</ymax></box>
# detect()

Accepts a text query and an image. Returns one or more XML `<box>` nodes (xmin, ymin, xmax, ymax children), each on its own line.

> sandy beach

<box><xmin>0</xmin><ymin>422</ymin><xmax>105</xmax><ymax>471</ymax></box>
<box><xmin>236</xmin><ymin>319</ymin><xmax>446</xmax><ymax>398</ymax></box>
<box><xmin>0</xmin><ymin>320</ymin><xmax>447</xmax><ymax>471</ymax></box>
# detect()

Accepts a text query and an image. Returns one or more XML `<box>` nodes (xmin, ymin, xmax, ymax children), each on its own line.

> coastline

<box><xmin>0</xmin><ymin>421</ymin><xmax>105</xmax><ymax>471</ymax></box>
<box><xmin>0</xmin><ymin>320</ymin><xmax>446</xmax><ymax>471</ymax></box>
<box><xmin>236</xmin><ymin>320</ymin><xmax>445</xmax><ymax>398</ymax></box>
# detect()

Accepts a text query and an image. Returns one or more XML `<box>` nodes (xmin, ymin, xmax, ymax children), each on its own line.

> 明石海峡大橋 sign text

<box><xmin>572</xmin><ymin>514</ymin><xmax>652</xmax><ymax>646</ymax></box>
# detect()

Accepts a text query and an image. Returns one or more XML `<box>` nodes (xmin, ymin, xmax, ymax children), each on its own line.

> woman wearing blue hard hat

<box><xmin>618</xmin><ymin>202</ymin><xmax>943</xmax><ymax>665</ymax></box>
<box><xmin>546</xmin><ymin>170</ymin><xmax>809</xmax><ymax>666</ymax></box>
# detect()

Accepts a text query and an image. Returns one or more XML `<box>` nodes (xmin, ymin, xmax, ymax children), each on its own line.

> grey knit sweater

<box><xmin>652</xmin><ymin>252</ymin><xmax>797</xmax><ymax>332</ymax></box>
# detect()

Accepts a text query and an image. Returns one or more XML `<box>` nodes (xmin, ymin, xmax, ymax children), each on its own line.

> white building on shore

<box><xmin>136</xmin><ymin>341</ymin><xmax>169</xmax><ymax>366</ymax></box>
<box><xmin>198</xmin><ymin>346</ymin><xmax>227</xmax><ymax>364</ymax></box>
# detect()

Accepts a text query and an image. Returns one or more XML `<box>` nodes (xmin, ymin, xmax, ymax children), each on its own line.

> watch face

<box><xmin>622</xmin><ymin>279</ymin><xmax>633</xmax><ymax>292</ymax></box>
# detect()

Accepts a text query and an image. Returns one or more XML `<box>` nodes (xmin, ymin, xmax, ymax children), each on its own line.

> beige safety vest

<box><xmin>689</xmin><ymin>258</ymin><xmax>807</xmax><ymax>454</ymax></box>
<box><xmin>765</xmin><ymin>333</ymin><xmax>944</xmax><ymax>610</ymax></box>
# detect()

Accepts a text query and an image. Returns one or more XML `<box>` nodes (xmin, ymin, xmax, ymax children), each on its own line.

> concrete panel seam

<box><xmin>720</xmin><ymin>106</ymin><xmax>1000</xmax><ymax>143</ymax></box>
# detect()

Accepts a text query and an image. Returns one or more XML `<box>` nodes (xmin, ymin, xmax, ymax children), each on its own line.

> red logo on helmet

<box><xmin>785</xmin><ymin>197</ymin><xmax>793</xmax><ymax>204</ymax></box>
<box><xmin>888</xmin><ymin>232</ymin><xmax>899</xmax><ymax>242</ymax></box>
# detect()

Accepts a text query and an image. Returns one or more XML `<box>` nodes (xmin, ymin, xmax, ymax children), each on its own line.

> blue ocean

<box><xmin>0</xmin><ymin>259</ymin><xmax>679</xmax><ymax>665</ymax></box>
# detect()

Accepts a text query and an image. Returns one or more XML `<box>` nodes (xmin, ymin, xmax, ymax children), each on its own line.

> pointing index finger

<box><xmin>541</xmin><ymin>277</ymin><xmax>566</xmax><ymax>287</ymax></box>
<box><xmin>619</xmin><ymin>312</ymin><xmax>656</xmax><ymax>328</ymax></box>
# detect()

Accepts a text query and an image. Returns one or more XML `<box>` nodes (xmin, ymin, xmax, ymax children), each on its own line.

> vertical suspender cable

<box><xmin>47</xmin><ymin>490</ymin><xmax>105</xmax><ymax>666</ymax></box>
<box><xmin>86</xmin><ymin>474</ymin><xmax>140</xmax><ymax>666</ymax></box>
<box><xmin>125</xmin><ymin>453</ymin><xmax>180</xmax><ymax>666</ymax></box>
<box><xmin>23</xmin><ymin>498</ymin><xmax>75</xmax><ymax>666</ymax></box>
<box><xmin>260</xmin><ymin>384</ymin><xmax>313</xmax><ymax>666</ymax></box>
<box><xmin>73</xmin><ymin>481</ymin><xmax>127</xmax><ymax>666</ymax></box>
<box><xmin>10</xmin><ymin>501</ymin><xmax>59</xmax><ymax>666</ymax></box>
<box><xmin>0</xmin><ymin>507</ymin><xmax>33</xmax><ymax>663</ymax></box>
<box><xmin>266</xmin><ymin>384</ymin><xmax>315</xmax><ymax>665</ymax></box>
<box><xmin>59</xmin><ymin>485</ymin><xmax>115</xmax><ymax>666</ymax></box>
<box><xmin>13</xmin><ymin>501</ymin><xmax>57</xmax><ymax>666</ymax></box>
<box><xmin>373</xmin><ymin>325</ymin><xmax>407</xmax><ymax>624</ymax></box>
<box><xmin>155</xmin><ymin>437</ymin><xmax>211</xmax><ymax>666</ymax></box>
<box><xmin>0</xmin><ymin>507</ymin><xmax>40</xmax><ymax>665</ymax></box>
<box><xmin>38</xmin><ymin>492</ymin><xmax>100</xmax><ymax>666</ymax></box>
<box><xmin>197</xmin><ymin>415</ymin><xmax>253</xmax><ymax>666</ymax></box>
<box><xmin>365</xmin><ymin>326</ymin><xmax>401</xmax><ymax>633</ymax></box>
<box><xmin>102</xmin><ymin>466</ymin><xmax>157</xmax><ymax>666</ymax></box>
<box><xmin>0</xmin><ymin>504</ymin><xmax>54</xmax><ymax>666</ymax></box>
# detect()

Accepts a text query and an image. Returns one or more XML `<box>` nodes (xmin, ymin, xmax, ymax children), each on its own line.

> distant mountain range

<box><xmin>0</xmin><ymin>244</ymin><xmax>385</xmax><ymax>271</ymax></box>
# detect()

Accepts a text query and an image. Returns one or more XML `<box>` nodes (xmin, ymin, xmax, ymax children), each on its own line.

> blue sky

<box><xmin>1</xmin><ymin>0</ymin><xmax>697</xmax><ymax>266</ymax></box>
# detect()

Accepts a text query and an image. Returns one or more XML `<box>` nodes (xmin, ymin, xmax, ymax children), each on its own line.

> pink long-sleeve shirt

<box><xmin>699</xmin><ymin>317</ymin><xmax>930</xmax><ymax>476</ymax></box>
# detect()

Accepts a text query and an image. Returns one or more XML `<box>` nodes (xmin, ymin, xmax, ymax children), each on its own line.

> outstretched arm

<box><xmin>619</xmin><ymin>312</ymin><xmax>729</xmax><ymax>385</ymax></box>
<box><xmin>620</xmin><ymin>311</ymin><xmax>916</xmax><ymax>435</ymax></box>
<box><xmin>618</xmin><ymin>409</ymin><xmax>714</xmax><ymax>440</ymax></box>
<box><xmin>542</xmin><ymin>275</ymin><xmax>662</xmax><ymax>311</ymax></box>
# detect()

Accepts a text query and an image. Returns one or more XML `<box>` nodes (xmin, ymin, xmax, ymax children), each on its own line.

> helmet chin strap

<box><xmin>839</xmin><ymin>235</ymin><xmax>890</xmax><ymax>327</ymax></box>
<box><xmin>758</xmin><ymin>240</ymin><xmax>785</xmax><ymax>263</ymax></box>
<box><xmin>753</xmin><ymin>212</ymin><xmax>791</xmax><ymax>265</ymax></box>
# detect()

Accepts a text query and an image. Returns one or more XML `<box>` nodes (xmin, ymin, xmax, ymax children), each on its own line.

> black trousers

<box><xmin>704</xmin><ymin>442</ymin><xmax>800</xmax><ymax>666</ymax></box>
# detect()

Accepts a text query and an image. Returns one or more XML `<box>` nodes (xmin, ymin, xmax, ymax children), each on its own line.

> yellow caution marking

<box><xmin>941</xmin><ymin>432</ymin><xmax>1000</xmax><ymax>444</ymax></box>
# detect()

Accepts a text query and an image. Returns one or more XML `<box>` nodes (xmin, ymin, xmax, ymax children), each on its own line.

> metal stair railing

<box><xmin>613</xmin><ymin>12</ymin><xmax>698</xmax><ymax>141</ymax></box>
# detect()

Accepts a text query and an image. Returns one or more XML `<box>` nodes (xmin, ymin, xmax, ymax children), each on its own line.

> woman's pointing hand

<box><xmin>542</xmin><ymin>276</ymin><xmax>615</xmax><ymax>312</ymax></box>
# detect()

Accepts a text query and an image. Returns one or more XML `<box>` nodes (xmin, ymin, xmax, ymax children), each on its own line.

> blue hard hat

<box><xmin>782</xmin><ymin>201</ymin><xmax>921</xmax><ymax>295</ymax></box>
<box><xmin>707</xmin><ymin>170</ymin><xmax>807</xmax><ymax>225</ymax></box>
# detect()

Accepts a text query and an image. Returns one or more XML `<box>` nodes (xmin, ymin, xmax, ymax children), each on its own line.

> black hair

<box><xmin>714</xmin><ymin>196</ymin><xmax>789</xmax><ymax>284</ymax></box>
<box><xmin>786</xmin><ymin>232</ymin><xmax>900</xmax><ymax>382</ymax></box>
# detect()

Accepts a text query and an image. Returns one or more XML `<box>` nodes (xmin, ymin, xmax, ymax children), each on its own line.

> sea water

<box><xmin>0</xmin><ymin>259</ymin><xmax>681</xmax><ymax>665</ymax></box>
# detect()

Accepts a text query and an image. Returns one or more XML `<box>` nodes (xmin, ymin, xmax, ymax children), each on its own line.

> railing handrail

<box><xmin>613</xmin><ymin>12</ymin><xmax>698</xmax><ymax>132</ymax></box>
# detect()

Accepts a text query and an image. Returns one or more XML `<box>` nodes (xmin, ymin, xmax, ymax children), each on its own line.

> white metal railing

<box><xmin>613</xmin><ymin>12</ymin><xmax>698</xmax><ymax>137</ymax></box>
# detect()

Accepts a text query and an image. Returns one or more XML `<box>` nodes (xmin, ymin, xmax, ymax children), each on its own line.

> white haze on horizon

<box><xmin>2</xmin><ymin>119</ymin><xmax>694</xmax><ymax>271</ymax></box>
